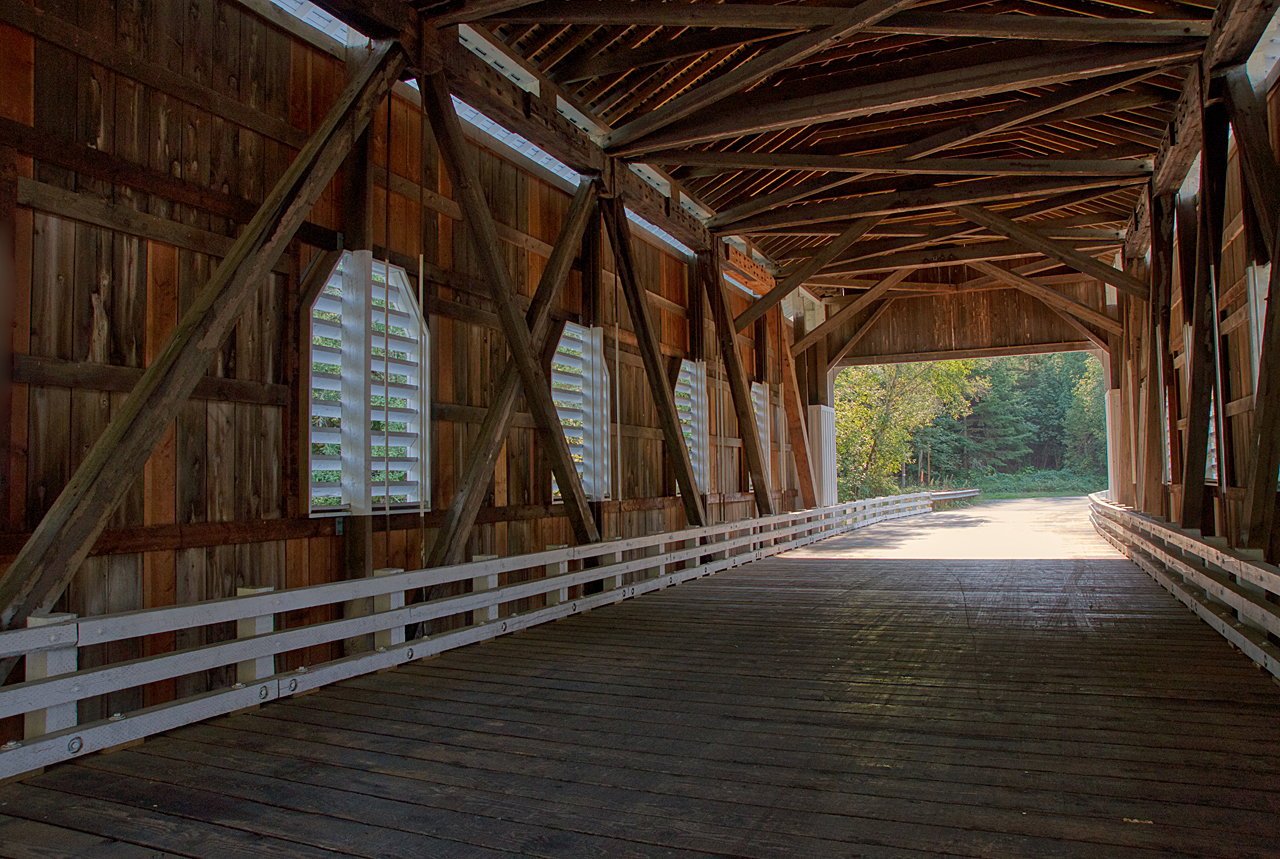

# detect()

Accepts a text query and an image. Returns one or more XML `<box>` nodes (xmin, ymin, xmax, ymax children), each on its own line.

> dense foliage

<box><xmin>834</xmin><ymin>352</ymin><xmax>1108</xmax><ymax>500</ymax></box>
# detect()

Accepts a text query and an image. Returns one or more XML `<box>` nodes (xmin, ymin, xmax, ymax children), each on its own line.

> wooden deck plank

<box><xmin>1</xmin><ymin>498</ymin><xmax>1278</xmax><ymax>858</ymax></box>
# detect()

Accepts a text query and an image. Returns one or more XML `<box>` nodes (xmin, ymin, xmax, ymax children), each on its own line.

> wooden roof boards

<box><xmin>307</xmin><ymin>0</ymin><xmax>1276</xmax><ymax>362</ymax></box>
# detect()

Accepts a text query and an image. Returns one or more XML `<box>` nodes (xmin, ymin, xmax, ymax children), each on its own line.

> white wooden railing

<box><xmin>1090</xmin><ymin>492</ymin><xmax>1280</xmax><ymax>680</ymax></box>
<box><xmin>0</xmin><ymin>493</ymin><xmax>933</xmax><ymax>778</ymax></box>
<box><xmin>928</xmin><ymin>488</ymin><xmax>981</xmax><ymax>502</ymax></box>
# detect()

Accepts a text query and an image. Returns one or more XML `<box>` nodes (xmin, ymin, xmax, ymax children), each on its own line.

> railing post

<box><xmin>374</xmin><ymin>568</ymin><xmax>405</xmax><ymax>649</ymax></box>
<box><xmin>235</xmin><ymin>587</ymin><xmax>275</xmax><ymax>684</ymax></box>
<box><xmin>23</xmin><ymin>613</ymin><xmax>77</xmax><ymax>739</ymax></box>
<box><xmin>597</xmin><ymin>552</ymin><xmax>620</xmax><ymax>592</ymax></box>
<box><xmin>472</xmin><ymin>555</ymin><xmax>499</xmax><ymax>623</ymax></box>
<box><xmin>544</xmin><ymin>545</ymin><xmax>568</xmax><ymax>606</ymax></box>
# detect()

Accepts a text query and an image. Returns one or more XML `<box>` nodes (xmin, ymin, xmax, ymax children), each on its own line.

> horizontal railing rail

<box><xmin>1089</xmin><ymin>492</ymin><xmax>1280</xmax><ymax>681</ymax></box>
<box><xmin>928</xmin><ymin>488</ymin><xmax>980</xmax><ymax>501</ymax></box>
<box><xmin>0</xmin><ymin>492</ymin><xmax>935</xmax><ymax>778</ymax></box>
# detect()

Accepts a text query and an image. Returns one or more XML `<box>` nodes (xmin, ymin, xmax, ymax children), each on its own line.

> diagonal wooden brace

<box><xmin>418</xmin><ymin>71</ymin><xmax>600</xmax><ymax>546</ymax></box>
<box><xmin>426</xmin><ymin>179</ymin><xmax>600</xmax><ymax>566</ymax></box>
<box><xmin>602</xmin><ymin>197</ymin><xmax>708</xmax><ymax>529</ymax></box>
<box><xmin>0</xmin><ymin>41</ymin><xmax>409</xmax><ymax>634</ymax></box>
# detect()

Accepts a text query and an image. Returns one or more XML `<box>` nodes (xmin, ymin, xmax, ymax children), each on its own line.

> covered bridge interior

<box><xmin>0</xmin><ymin>0</ymin><xmax>1279</xmax><ymax>855</ymax></box>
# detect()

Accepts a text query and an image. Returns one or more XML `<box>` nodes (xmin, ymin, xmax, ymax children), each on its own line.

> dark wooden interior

<box><xmin>0</xmin><ymin>0</ymin><xmax>1279</xmax><ymax>852</ymax></box>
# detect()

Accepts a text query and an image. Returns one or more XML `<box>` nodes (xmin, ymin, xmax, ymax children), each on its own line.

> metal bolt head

<box><xmin>406</xmin><ymin>648</ymin><xmax>414</xmax><ymax>659</ymax></box>
<box><xmin>258</xmin><ymin>685</ymin><xmax>269</xmax><ymax>700</ymax></box>
<box><xmin>1</xmin><ymin>741</ymin><xmax>21</xmax><ymax>751</ymax></box>
<box><xmin>67</xmin><ymin>737</ymin><xmax>83</xmax><ymax>754</ymax></box>
<box><xmin>108</xmin><ymin>712</ymin><xmax>124</xmax><ymax>722</ymax></box>
<box><xmin>287</xmin><ymin>679</ymin><xmax>298</xmax><ymax>693</ymax></box>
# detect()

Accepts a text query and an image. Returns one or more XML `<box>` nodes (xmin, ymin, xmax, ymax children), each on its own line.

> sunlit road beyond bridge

<box><xmin>1</xmin><ymin>497</ymin><xmax>1277</xmax><ymax>858</ymax></box>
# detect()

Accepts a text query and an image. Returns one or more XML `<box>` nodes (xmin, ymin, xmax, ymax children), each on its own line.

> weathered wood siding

<box><xmin>0</xmin><ymin>0</ymin><xmax>794</xmax><ymax>723</ymax></box>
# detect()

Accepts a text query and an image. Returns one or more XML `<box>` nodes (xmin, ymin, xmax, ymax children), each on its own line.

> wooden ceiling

<box><xmin>453</xmin><ymin>0</ymin><xmax>1222</xmax><ymax>296</ymax></box>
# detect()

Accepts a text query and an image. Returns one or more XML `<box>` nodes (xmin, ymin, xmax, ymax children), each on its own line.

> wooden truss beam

<box><xmin>619</xmin><ymin>43</ymin><xmax>1199</xmax><ymax>154</ymax></box>
<box><xmin>793</xmin><ymin>269</ymin><xmax>913</xmax><ymax>355</ymax></box>
<box><xmin>820</xmin><ymin>187</ymin><xmax>1132</xmax><ymax>272</ymax></box>
<box><xmin>952</xmin><ymin>204</ymin><xmax>1149</xmax><ymax>300</ymax></box>
<box><xmin>734</xmin><ymin>217</ymin><xmax>882</xmax><ymax>332</ymax></box>
<box><xmin>419</xmin><ymin>71</ymin><xmax>601</xmax><ymax>546</ymax></box>
<box><xmin>821</xmin><ymin>237</ymin><xmax>1120</xmax><ymax>277</ymax></box>
<box><xmin>1222</xmin><ymin>67</ymin><xmax>1280</xmax><ymax>259</ymax></box>
<box><xmin>968</xmin><ymin>262</ymin><xmax>1122</xmax><ymax>336</ymax></box>
<box><xmin>427</xmin><ymin>180</ymin><xmax>599</xmax><ymax>567</ymax></box>
<box><xmin>703</xmin><ymin>252</ymin><xmax>775</xmax><ymax>516</ymax></box>
<box><xmin>602</xmin><ymin>197</ymin><xmax>709</xmax><ymax>529</ymax></box>
<box><xmin>649</xmin><ymin>152</ymin><xmax>1152</xmax><ymax>177</ymax></box>
<box><xmin>826</xmin><ymin>298</ymin><xmax>898</xmax><ymax>372</ymax></box>
<box><xmin>732</xmin><ymin>175</ymin><xmax>1141</xmax><ymax>232</ymax></box>
<box><xmin>490</xmin><ymin>4</ymin><xmax>1212</xmax><ymax>41</ymax></box>
<box><xmin>604</xmin><ymin>0</ymin><xmax>916</xmax><ymax>151</ymax></box>
<box><xmin>705</xmin><ymin>72</ymin><xmax>1159</xmax><ymax>231</ymax></box>
<box><xmin>0</xmin><ymin>41</ymin><xmax>408</xmax><ymax>632</ymax></box>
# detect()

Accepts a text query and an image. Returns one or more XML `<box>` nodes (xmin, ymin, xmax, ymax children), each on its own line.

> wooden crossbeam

<box><xmin>426</xmin><ymin>180</ymin><xmax>599</xmax><ymax>567</ymax></box>
<box><xmin>619</xmin><ymin>43</ymin><xmax>1199</xmax><ymax>153</ymax></box>
<box><xmin>734</xmin><ymin>217</ymin><xmax>882</xmax><ymax>332</ymax></box>
<box><xmin>604</xmin><ymin>0</ymin><xmax>917</xmax><ymax>151</ymax></box>
<box><xmin>703</xmin><ymin>252</ymin><xmax>774</xmax><ymax>516</ymax></box>
<box><xmin>820</xmin><ymin>238</ymin><xmax>1121</xmax><ymax>277</ymax></box>
<box><xmin>419</xmin><ymin>71</ymin><xmax>600</xmax><ymax>546</ymax></box>
<box><xmin>602</xmin><ymin>197</ymin><xmax>709</xmax><ymax>529</ymax></box>
<box><xmin>733</xmin><ymin>175</ymin><xmax>1140</xmax><ymax>232</ymax></box>
<box><xmin>826</xmin><ymin>298</ymin><xmax>898</xmax><ymax>372</ymax></box>
<box><xmin>953</xmin><ymin>204</ymin><xmax>1149</xmax><ymax>300</ymax></box>
<box><xmin>793</xmin><ymin>269</ymin><xmax>913</xmax><ymax>355</ymax></box>
<box><xmin>968</xmin><ymin>262</ymin><xmax>1122</xmax><ymax>336</ymax></box>
<box><xmin>820</xmin><ymin>187</ymin><xmax>1133</xmax><ymax>274</ymax></box>
<box><xmin>489</xmin><ymin>4</ymin><xmax>1212</xmax><ymax>41</ymax></box>
<box><xmin>648</xmin><ymin>152</ymin><xmax>1152</xmax><ymax>177</ymax></box>
<box><xmin>705</xmin><ymin>72</ymin><xmax>1158</xmax><ymax>231</ymax></box>
<box><xmin>0</xmin><ymin>41</ymin><xmax>408</xmax><ymax>633</ymax></box>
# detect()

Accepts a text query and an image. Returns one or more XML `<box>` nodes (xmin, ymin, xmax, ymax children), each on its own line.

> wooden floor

<box><xmin>3</xmin><ymin>498</ymin><xmax>1279</xmax><ymax>859</ymax></box>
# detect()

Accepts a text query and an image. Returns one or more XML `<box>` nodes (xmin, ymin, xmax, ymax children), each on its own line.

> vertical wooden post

<box><xmin>235</xmin><ymin>587</ymin><xmax>274</xmax><ymax>684</ymax></box>
<box><xmin>471</xmin><ymin>555</ymin><xmax>499</xmax><ymax>624</ymax></box>
<box><xmin>23</xmin><ymin>613</ymin><xmax>76</xmax><ymax>739</ymax></box>
<box><xmin>544</xmin><ymin>545</ymin><xmax>568</xmax><ymax>606</ymax></box>
<box><xmin>1182</xmin><ymin>96</ymin><xmax>1230</xmax><ymax>533</ymax></box>
<box><xmin>373</xmin><ymin>567</ymin><xmax>405</xmax><ymax>649</ymax></box>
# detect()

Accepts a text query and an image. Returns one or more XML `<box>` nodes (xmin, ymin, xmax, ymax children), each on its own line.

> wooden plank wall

<box><xmin>838</xmin><ymin>280</ymin><xmax>1104</xmax><ymax>365</ymax></box>
<box><xmin>0</xmin><ymin>0</ymin><xmax>794</xmax><ymax>724</ymax></box>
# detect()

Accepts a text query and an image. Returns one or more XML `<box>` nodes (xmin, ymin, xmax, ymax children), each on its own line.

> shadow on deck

<box><xmin>1</xmin><ymin>498</ymin><xmax>1278</xmax><ymax>858</ymax></box>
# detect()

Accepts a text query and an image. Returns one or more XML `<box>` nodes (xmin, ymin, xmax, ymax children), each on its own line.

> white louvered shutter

<box><xmin>309</xmin><ymin>251</ymin><xmax>431</xmax><ymax>515</ymax></box>
<box><xmin>552</xmin><ymin>323</ymin><xmax>610</xmax><ymax>501</ymax></box>
<box><xmin>675</xmin><ymin>359</ymin><xmax>709</xmax><ymax>492</ymax></box>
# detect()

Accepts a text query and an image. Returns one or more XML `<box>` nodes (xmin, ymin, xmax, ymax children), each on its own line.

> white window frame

<box><xmin>675</xmin><ymin>359</ymin><xmax>710</xmax><ymax>492</ymax></box>
<box><xmin>551</xmin><ymin>322</ymin><xmax>611</xmax><ymax>501</ymax></box>
<box><xmin>308</xmin><ymin>250</ymin><xmax>431</xmax><ymax>516</ymax></box>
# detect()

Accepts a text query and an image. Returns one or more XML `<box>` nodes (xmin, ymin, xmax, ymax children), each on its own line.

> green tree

<box><xmin>833</xmin><ymin>361</ymin><xmax>984</xmax><ymax>499</ymax></box>
<box><xmin>1065</xmin><ymin>358</ymin><xmax>1107</xmax><ymax>472</ymax></box>
<box><xmin>959</xmin><ymin>359</ymin><xmax>1034</xmax><ymax>473</ymax></box>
